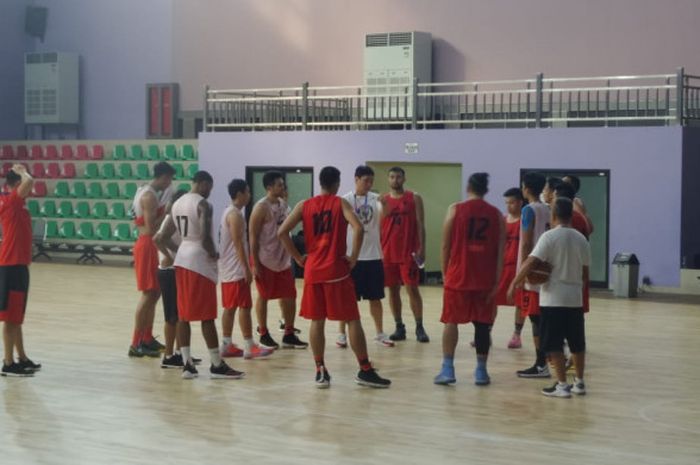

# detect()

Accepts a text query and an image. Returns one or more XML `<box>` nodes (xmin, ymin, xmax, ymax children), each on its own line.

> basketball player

<box><xmin>336</xmin><ymin>165</ymin><xmax>394</xmax><ymax>348</ymax></box>
<box><xmin>219</xmin><ymin>179</ymin><xmax>273</xmax><ymax>360</ymax></box>
<box><xmin>496</xmin><ymin>188</ymin><xmax>525</xmax><ymax>349</ymax></box>
<box><xmin>1</xmin><ymin>165</ymin><xmax>40</xmax><ymax>377</ymax></box>
<box><xmin>435</xmin><ymin>173</ymin><xmax>504</xmax><ymax>386</ymax></box>
<box><xmin>380</xmin><ymin>167</ymin><xmax>429</xmax><ymax>343</ymax></box>
<box><xmin>249</xmin><ymin>171</ymin><xmax>307</xmax><ymax>350</ymax></box>
<box><xmin>129</xmin><ymin>162</ymin><xmax>175</xmax><ymax>358</ymax></box>
<box><xmin>158</xmin><ymin>171</ymin><xmax>243</xmax><ymax>379</ymax></box>
<box><xmin>542</xmin><ymin>176</ymin><xmax>562</xmax><ymax>205</ymax></box>
<box><xmin>555</xmin><ymin>183</ymin><xmax>590</xmax><ymax>239</ymax></box>
<box><xmin>509</xmin><ymin>198</ymin><xmax>590</xmax><ymax>397</ymax></box>
<box><xmin>562</xmin><ymin>174</ymin><xmax>594</xmax><ymax>234</ymax></box>
<box><xmin>278</xmin><ymin>166</ymin><xmax>391</xmax><ymax>389</ymax></box>
<box><xmin>510</xmin><ymin>171</ymin><xmax>551</xmax><ymax>378</ymax></box>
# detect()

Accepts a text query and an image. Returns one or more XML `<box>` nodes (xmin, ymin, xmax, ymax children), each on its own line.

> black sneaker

<box><xmin>278</xmin><ymin>320</ymin><xmax>301</xmax><ymax>334</ymax></box>
<box><xmin>259</xmin><ymin>331</ymin><xmax>280</xmax><ymax>350</ymax></box>
<box><xmin>142</xmin><ymin>338</ymin><xmax>166</xmax><ymax>353</ymax></box>
<box><xmin>356</xmin><ymin>368</ymin><xmax>391</xmax><ymax>388</ymax></box>
<box><xmin>161</xmin><ymin>353</ymin><xmax>184</xmax><ymax>369</ymax></box>
<box><xmin>1</xmin><ymin>362</ymin><xmax>34</xmax><ymax>377</ymax></box>
<box><xmin>517</xmin><ymin>364</ymin><xmax>551</xmax><ymax>378</ymax></box>
<box><xmin>315</xmin><ymin>366</ymin><xmax>331</xmax><ymax>389</ymax></box>
<box><xmin>128</xmin><ymin>343</ymin><xmax>161</xmax><ymax>358</ymax></box>
<box><xmin>210</xmin><ymin>362</ymin><xmax>245</xmax><ymax>379</ymax></box>
<box><xmin>541</xmin><ymin>382</ymin><xmax>572</xmax><ymax>398</ymax></box>
<box><xmin>18</xmin><ymin>358</ymin><xmax>42</xmax><ymax>372</ymax></box>
<box><xmin>415</xmin><ymin>325</ymin><xmax>430</xmax><ymax>343</ymax></box>
<box><xmin>389</xmin><ymin>323</ymin><xmax>406</xmax><ymax>341</ymax></box>
<box><xmin>191</xmin><ymin>356</ymin><xmax>202</xmax><ymax>366</ymax></box>
<box><xmin>282</xmin><ymin>333</ymin><xmax>309</xmax><ymax>349</ymax></box>
<box><xmin>182</xmin><ymin>362</ymin><xmax>198</xmax><ymax>380</ymax></box>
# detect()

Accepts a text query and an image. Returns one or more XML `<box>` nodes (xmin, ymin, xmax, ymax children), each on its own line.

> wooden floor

<box><xmin>1</xmin><ymin>262</ymin><xmax>699</xmax><ymax>465</ymax></box>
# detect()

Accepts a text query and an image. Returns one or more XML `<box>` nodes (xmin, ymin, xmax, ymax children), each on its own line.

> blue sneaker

<box><xmin>474</xmin><ymin>366</ymin><xmax>491</xmax><ymax>386</ymax></box>
<box><xmin>434</xmin><ymin>367</ymin><xmax>456</xmax><ymax>385</ymax></box>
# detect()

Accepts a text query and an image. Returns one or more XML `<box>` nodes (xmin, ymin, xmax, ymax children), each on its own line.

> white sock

<box><xmin>557</xmin><ymin>381</ymin><xmax>569</xmax><ymax>388</ymax></box>
<box><xmin>209</xmin><ymin>348</ymin><xmax>222</xmax><ymax>367</ymax></box>
<box><xmin>222</xmin><ymin>336</ymin><xmax>232</xmax><ymax>346</ymax></box>
<box><xmin>181</xmin><ymin>346</ymin><xmax>191</xmax><ymax>365</ymax></box>
<box><xmin>574</xmin><ymin>376</ymin><xmax>584</xmax><ymax>384</ymax></box>
<box><xmin>244</xmin><ymin>338</ymin><xmax>255</xmax><ymax>350</ymax></box>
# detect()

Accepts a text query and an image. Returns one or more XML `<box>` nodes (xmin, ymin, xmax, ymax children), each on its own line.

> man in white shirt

<box><xmin>508</xmin><ymin>198</ymin><xmax>590</xmax><ymax>398</ymax></box>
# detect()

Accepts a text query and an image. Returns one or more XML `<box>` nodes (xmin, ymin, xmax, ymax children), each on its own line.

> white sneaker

<box><xmin>374</xmin><ymin>333</ymin><xmax>395</xmax><ymax>347</ymax></box>
<box><xmin>541</xmin><ymin>382</ymin><xmax>572</xmax><ymax>398</ymax></box>
<box><xmin>336</xmin><ymin>333</ymin><xmax>348</xmax><ymax>348</ymax></box>
<box><xmin>571</xmin><ymin>378</ymin><xmax>586</xmax><ymax>395</ymax></box>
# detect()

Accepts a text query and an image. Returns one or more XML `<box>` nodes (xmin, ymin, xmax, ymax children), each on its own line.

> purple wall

<box><xmin>200</xmin><ymin>127</ymin><xmax>683</xmax><ymax>287</ymax></box>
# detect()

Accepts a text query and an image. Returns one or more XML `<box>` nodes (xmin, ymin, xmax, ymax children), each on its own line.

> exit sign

<box><xmin>405</xmin><ymin>142</ymin><xmax>419</xmax><ymax>154</ymax></box>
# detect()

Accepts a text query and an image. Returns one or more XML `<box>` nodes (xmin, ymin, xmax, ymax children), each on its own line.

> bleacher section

<box><xmin>1</xmin><ymin>140</ymin><xmax>198</xmax><ymax>263</ymax></box>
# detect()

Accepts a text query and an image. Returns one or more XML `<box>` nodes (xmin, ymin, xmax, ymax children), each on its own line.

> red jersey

<box><xmin>572</xmin><ymin>211</ymin><xmax>590</xmax><ymax>240</ymax></box>
<box><xmin>381</xmin><ymin>190</ymin><xmax>419</xmax><ymax>264</ymax></box>
<box><xmin>444</xmin><ymin>199</ymin><xmax>502</xmax><ymax>291</ymax></box>
<box><xmin>0</xmin><ymin>190</ymin><xmax>33</xmax><ymax>266</ymax></box>
<box><xmin>503</xmin><ymin>218</ymin><xmax>520</xmax><ymax>266</ymax></box>
<box><xmin>302</xmin><ymin>195</ymin><xmax>350</xmax><ymax>284</ymax></box>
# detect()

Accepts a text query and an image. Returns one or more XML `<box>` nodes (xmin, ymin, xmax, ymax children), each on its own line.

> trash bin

<box><xmin>611</xmin><ymin>253</ymin><xmax>640</xmax><ymax>298</ymax></box>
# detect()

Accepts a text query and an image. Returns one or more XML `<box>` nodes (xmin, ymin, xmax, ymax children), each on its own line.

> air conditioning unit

<box><xmin>24</xmin><ymin>52</ymin><xmax>79</xmax><ymax>124</ymax></box>
<box><xmin>363</xmin><ymin>31</ymin><xmax>432</xmax><ymax>119</ymax></box>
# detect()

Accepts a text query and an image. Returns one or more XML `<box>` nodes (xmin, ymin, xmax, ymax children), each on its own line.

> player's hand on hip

<box><xmin>294</xmin><ymin>255</ymin><xmax>307</xmax><ymax>268</ymax></box>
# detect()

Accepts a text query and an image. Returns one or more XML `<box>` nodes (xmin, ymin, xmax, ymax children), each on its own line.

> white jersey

<box><xmin>157</xmin><ymin>213</ymin><xmax>181</xmax><ymax>270</ymax></box>
<box><xmin>131</xmin><ymin>184</ymin><xmax>171</xmax><ymax>222</ymax></box>
<box><xmin>218</xmin><ymin>205</ymin><xmax>248</xmax><ymax>283</ymax></box>
<box><xmin>343</xmin><ymin>190</ymin><xmax>382</xmax><ymax>261</ymax></box>
<box><xmin>254</xmin><ymin>197</ymin><xmax>291</xmax><ymax>271</ymax></box>
<box><xmin>171</xmin><ymin>192</ymin><xmax>218</xmax><ymax>283</ymax></box>
<box><xmin>517</xmin><ymin>202</ymin><xmax>551</xmax><ymax>292</ymax></box>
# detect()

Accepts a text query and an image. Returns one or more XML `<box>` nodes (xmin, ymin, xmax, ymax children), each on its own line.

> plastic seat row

<box><xmin>2</xmin><ymin>144</ymin><xmax>104</xmax><ymax>161</ymax></box>
<box><xmin>83</xmin><ymin>162</ymin><xmax>198</xmax><ymax>180</ymax></box>
<box><xmin>1</xmin><ymin>162</ymin><xmax>77</xmax><ymax>179</ymax></box>
<box><xmin>27</xmin><ymin>181</ymin><xmax>191</xmax><ymax>199</ymax></box>
<box><xmin>43</xmin><ymin>220</ymin><xmax>137</xmax><ymax>242</ymax></box>
<box><xmin>28</xmin><ymin>200</ymin><xmax>132</xmax><ymax>220</ymax></box>
<box><xmin>112</xmin><ymin>144</ymin><xmax>197</xmax><ymax>161</ymax></box>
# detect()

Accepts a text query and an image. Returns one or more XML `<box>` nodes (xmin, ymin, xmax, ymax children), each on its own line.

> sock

<box><xmin>131</xmin><ymin>329</ymin><xmax>142</xmax><ymax>347</ymax></box>
<box><xmin>535</xmin><ymin>349</ymin><xmax>547</xmax><ymax>367</ymax></box>
<box><xmin>357</xmin><ymin>356</ymin><xmax>372</xmax><ymax>372</ymax></box>
<box><xmin>314</xmin><ymin>355</ymin><xmax>325</xmax><ymax>370</ymax></box>
<box><xmin>181</xmin><ymin>346</ymin><xmax>192</xmax><ymax>365</ymax></box>
<box><xmin>222</xmin><ymin>336</ymin><xmax>232</xmax><ymax>346</ymax></box>
<box><xmin>415</xmin><ymin>317</ymin><xmax>423</xmax><ymax>328</ymax></box>
<box><xmin>557</xmin><ymin>381</ymin><xmax>569</xmax><ymax>388</ymax></box>
<box><xmin>574</xmin><ymin>376</ymin><xmax>584</xmax><ymax>384</ymax></box>
<box><xmin>284</xmin><ymin>325</ymin><xmax>294</xmax><ymax>336</ymax></box>
<box><xmin>258</xmin><ymin>326</ymin><xmax>268</xmax><ymax>336</ymax></box>
<box><xmin>439</xmin><ymin>355</ymin><xmax>455</xmax><ymax>378</ymax></box>
<box><xmin>476</xmin><ymin>357</ymin><xmax>487</xmax><ymax>370</ymax></box>
<box><xmin>515</xmin><ymin>323</ymin><xmax>524</xmax><ymax>335</ymax></box>
<box><xmin>395</xmin><ymin>317</ymin><xmax>404</xmax><ymax>327</ymax></box>
<box><xmin>142</xmin><ymin>327</ymin><xmax>154</xmax><ymax>344</ymax></box>
<box><xmin>244</xmin><ymin>338</ymin><xmax>255</xmax><ymax>350</ymax></box>
<box><xmin>209</xmin><ymin>348</ymin><xmax>222</xmax><ymax>367</ymax></box>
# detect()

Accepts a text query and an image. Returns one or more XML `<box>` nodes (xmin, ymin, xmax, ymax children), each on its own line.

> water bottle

<box><xmin>412</xmin><ymin>252</ymin><xmax>425</xmax><ymax>269</ymax></box>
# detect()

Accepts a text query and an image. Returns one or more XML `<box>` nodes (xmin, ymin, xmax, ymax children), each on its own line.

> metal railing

<box><xmin>204</xmin><ymin>68</ymin><xmax>700</xmax><ymax>131</ymax></box>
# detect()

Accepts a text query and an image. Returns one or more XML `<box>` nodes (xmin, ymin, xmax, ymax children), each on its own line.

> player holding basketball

<box><xmin>278</xmin><ymin>166</ymin><xmax>391</xmax><ymax>389</ymax></box>
<box><xmin>435</xmin><ymin>173</ymin><xmax>504</xmax><ymax>386</ymax></box>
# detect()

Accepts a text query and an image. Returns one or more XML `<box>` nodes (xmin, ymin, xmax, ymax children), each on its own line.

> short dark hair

<box><xmin>553</xmin><ymin>197</ymin><xmax>573</xmax><ymax>222</ymax></box>
<box><xmin>319</xmin><ymin>166</ymin><xmax>341</xmax><ymax>189</ymax></box>
<box><xmin>564</xmin><ymin>175</ymin><xmax>581</xmax><ymax>193</ymax></box>
<box><xmin>228</xmin><ymin>178</ymin><xmax>248</xmax><ymax>199</ymax></box>
<box><xmin>192</xmin><ymin>170</ymin><xmax>213</xmax><ymax>184</ymax></box>
<box><xmin>555</xmin><ymin>182</ymin><xmax>576</xmax><ymax>201</ymax></box>
<box><xmin>503</xmin><ymin>187</ymin><xmax>524</xmax><ymax>200</ymax></box>
<box><xmin>262</xmin><ymin>171</ymin><xmax>284</xmax><ymax>189</ymax></box>
<box><xmin>355</xmin><ymin>165</ymin><xmax>374</xmax><ymax>178</ymax></box>
<box><xmin>5</xmin><ymin>170</ymin><xmax>21</xmax><ymax>186</ymax></box>
<box><xmin>522</xmin><ymin>172</ymin><xmax>546</xmax><ymax>196</ymax></box>
<box><xmin>546</xmin><ymin>176</ymin><xmax>563</xmax><ymax>191</ymax></box>
<box><xmin>467</xmin><ymin>172</ymin><xmax>489</xmax><ymax>196</ymax></box>
<box><xmin>153</xmin><ymin>162</ymin><xmax>176</xmax><ymax>178</ymax></box>
<box><xmin>388</xmin><ymin>166</ymin><xmax>405</xmax><ymax>176</ymax></box>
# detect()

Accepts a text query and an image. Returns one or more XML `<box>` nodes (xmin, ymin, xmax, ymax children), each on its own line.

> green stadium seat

<box><xmin>27</xmin><ymin>200</ymin><xmax>40</xmax><ymax>217</ymax></box>
<box><xmin>75</xmin><ymin>201</ymin><xmax>90</xmax><ymax>218</ymax></box>
<box><xmin>101</xmin><ymin>163</ymin><xmax>116</xmax><ymax>179</ymax></box>
<box><xmin>84</xmin><ymin>163</ymin><xmax>99</xmax><ymax>179</ymax></box>
<box><xmin>54</xmin><ymin>181</ymin><xmax>70</xmax><ymax>197</ymax></box>
<box><xmin>78</xmin><ymin>222</ymin><xmax>95</xmax><ymax>240</ymax></box>
<box><xmin>132</xmin><ymin>227</ymin><xmax>139</xmax><ymax>241</ymax></box>
<box><xmin>118</xmin><ymin>163</ymin><xmax>133</xmax><ymax>179</ymax></box>
<box><xmin>129</xmin><ymin>145</ymin><xmax>144</xmax><ymax>160</ymax></box>
<box><xmin>71</xmin><ymin>181</ymin><xmax>87</xmax><ymax>198</ymax></box>
<box><xmin>173</xmin><ymin>163</ymin><xmax>185</xmax><ymax>179</ymax></box>
<box><xmin>46</xmin><ymin>221</ymin><xmax>59</xmax><ymax>238</ymax></box>
<box><xmin>41</xmin><ymin>200</ymin><xmax>57</xmax><ymax>217</ymax></box>
<box><xmin>123</xmin><ymin>182</ymin><xmax>138</xmax><ymax>200</ymax></box>
<box><xmin>58</xmin><ymin>201</ymin><xmax>73</xmax><ymax>218</ymax></box>
<box><xmin>96</xmin><ymin>223</ymin><xmax>111</xmax><ymax>241</ymax></box>
<box><xmin>187</xmin><ymin>164</ymin><xmax>199</xmax><ymax>179</ymax></box>
<box><xmin>135</xmin><ymin>163</ymin><xmax>150</xmax><ymax>180</ymax></box>
<box><xmin>92</xmin><ymin>202</ymin><xmax>108</xmax><ymax>219</ymax></box>
<box><xmin>177</xmin><ymin>183</ymin><xmax>190</xmax><ymax>192</ymax></box>
<box><xmin>182</xmin><ymin>144</ymin><xmax>196</xmax><ymax>160</ymax></box>
<box><xmin>164</xmin><ymin>145</ymin><xmax>177</xmax><ymax>160</ymax></box>
<box><xmin>113</xmin><ymin>145</ymin><xmax>127</xmax><ymax>160</ymax></box>
<box><xmin>88</xmin><ymin>182</ymin><xmax>103</xmax><ymax>199</ymax></box>
<box><xmin>105</xmin><ymin>182</ymin><xmax>120</xmax><ymax>199</ymax></box>
<box><xmin>60</xmin><ymin>221</ymin><xmax>76</xmax><ymax>239</ymax></box>
<box><xmin>113</xmin><ymin>223</ymin><xmax>132</xmax><ymax>241</ymax></box>
<box><xmin>109</xmin><ymin>203</ymin><xmax>127</xmax><ymax>219</ymax></box>
<box><xmin>147</xmin><ymin>145</ymin><xmax>160</xmax><ymax>161</ymax></box>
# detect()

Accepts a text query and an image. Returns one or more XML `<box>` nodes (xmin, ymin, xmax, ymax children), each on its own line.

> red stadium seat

<box><xmin>46</xmin><ymin>162</ymin><xmax>61</xmax><ymax>179</ymax></box>
<box><xmin>60</xmin><ymin>145</ymin><xmax>74</xmax><ymax>160</ymax></box>
<box><xmin>31</xmin><ymin>163</ymin><xmax>46</xmax><ymax>178</ymax></box>
<box><xmin>76</xmin><ymin>145</ymin><xmax>89</xmax><ymax>160</ymax></box>
<box><xmin>31</xmin><ymin>181</ymin><xmax>47</xmax><ymax>197</ymax></box>
<box><xmin>1</xmin><ymin>146</ymin><xmax>13</xmax><ymax>160</ymax></box>
<box><xmin>45</xmin><ymin>145</ymin><xmax>59</xmax><ymax>160</ymax></box>
<box><xmin>91</xmin><ymin>145</ymin><xmax>105</xmax><ymax>160</ymax></box>
<box><xmin>30</xmin><ymin>145</ymin><xmax>44</xmax><ymax>160</ymax></box>
<box><xmin>61</xmin><ymin>163</ymin><xmax>76</xmax><ymax>179</ymax></box>
<box><xmin>16</xmin><ymin>146</ymin><xmax>29</xmax><ymax>160</ymax></box>
<box><xmin>1</xmin><ymin>163</ymin><xmax>12</xmax><ymax>176</ymax></box>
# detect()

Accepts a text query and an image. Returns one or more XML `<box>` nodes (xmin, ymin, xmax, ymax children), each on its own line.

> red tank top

<box><xmin>444</xmin><ymin>199</ymin><xmax>502</xmax><ymax>291</ymax></box>
<box><xmin>572</xmin><ymin>211</ymin><xmax>590</xmax><ymax>239</ymax></box>
<box><xmin>380</xmin><ymin>190</ymin><xmax>419</xmax><ymax>264</ymax></box>
<box><xmin>0</xmin><ymin>190</ymin><xmax>32</xmax><ymax>266</ymax></box>
<box><xmin>503</xmin><ymin>218</ymin><xmax>520</xmax><ymax>266</ymax></box>
<box><xmin>302</xmin><ymin>195</ymin><xmax>350</xmax><ymax>283</ymax></box>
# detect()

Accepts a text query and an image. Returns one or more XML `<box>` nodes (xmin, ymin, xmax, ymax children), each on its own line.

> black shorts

<box><xmin>540</xmin><ymin>306</ymin><xmax>586</xmax><ymax>354</ymax></box>
<box><xmin>0</xmin><ymin>265</ymin><xmax>30</xmax><ymax>324</ymax></box>
<box><xmin>158</xmin><ymin>268</ymin><xmax>178</xmax><ymax>323</ymax></box>
<box><xmin>351</xmin><ymin>260</ymin><xmax>385</xmax><ymax>301</ymax></box>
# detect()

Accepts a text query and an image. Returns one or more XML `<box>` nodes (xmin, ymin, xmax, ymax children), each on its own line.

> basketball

<box><xmin>526</xmin><ymin>260</ymin><xmax>552</xmax><ymax>285</ymax></box>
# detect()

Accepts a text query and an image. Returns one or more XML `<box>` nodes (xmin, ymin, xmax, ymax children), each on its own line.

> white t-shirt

<box><xmin>343</xmin><ymin>191</ymin><xmax>382</xmax><ymax>261</ymax></box>
<box><xmin>529</xmin><ymin>226</ymin><xmax>591</xmax><ymax>307</ymax></box>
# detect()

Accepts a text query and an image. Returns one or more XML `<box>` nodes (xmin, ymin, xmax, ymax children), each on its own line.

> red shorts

<box><xmin>175</xmin><ymin>267</ymin><xmax>217</xmax><ymax>322</ymax></box>
<box><xmin>255</xmin><ymin>265</ymin><xmax>297</xmax><ymax>300</ymax></box>
<box><xmin>133</xmin><ymin>235</ymin><xmax>159</xmax><ymax>292</ymax></box>
<box><xmin>221</xmin><ymin>279</ymin><xmax>253</xmax><ymax>310</ymax></box>
<box><xmin>518</xmin><ymin>289</ymin><xmax>541</xmax><ymax>317</ymax></box>
<box><xmin>583</xmin><ymin>280</ymin><xmax>590</xmax><ymax>313</ymax></box>
<box><xmin>441</xmin><ymin>288</ymin><xmax>497</xmax><ymax>325</ymax></box>
<box><xmin>300</xmin><ymin>277</ymin><xmax>360</xmax><ymax>321</ymax></box>
<box><xmin>383</xmin><ymin>261</ymin><xmax>420</xmax><ymax>287</ymax></box>
<box><xmin>495</xmin><ymin>264</ymin><xmax>516</xmax><ymax>306</ymax></box>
